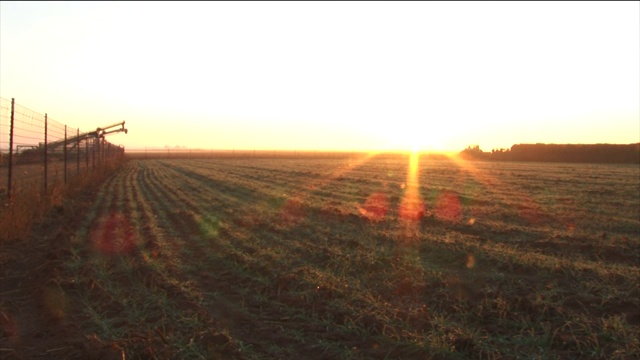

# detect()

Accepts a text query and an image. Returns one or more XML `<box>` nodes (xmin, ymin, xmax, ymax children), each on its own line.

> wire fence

<box><xmin>0</xmin><ymin>97</ymin><xmax>125</xmax><ymax>201</ymax></box>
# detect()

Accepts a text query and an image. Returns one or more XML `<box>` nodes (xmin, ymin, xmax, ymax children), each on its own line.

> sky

<box><xmin>1</xmin><ymin>1</ymin><xmax>639</xmax><ymax>152</ymax></box>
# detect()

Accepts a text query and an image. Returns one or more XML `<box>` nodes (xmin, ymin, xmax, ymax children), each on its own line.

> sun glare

<box><xmin>399</xmin><ymin>150</ymin><xmax>424</xmax><ymax>242</ymax></box>
<box><xmin>385</xmin><ymin>124</ymin><xmax>448</xmax><ymax>153</ymax></box>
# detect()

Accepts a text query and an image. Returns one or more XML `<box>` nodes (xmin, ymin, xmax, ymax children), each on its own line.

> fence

<box><xmin>0</xmin><ymin>97</ymin><xmax>125</xmax><ymax>202</ymax></box>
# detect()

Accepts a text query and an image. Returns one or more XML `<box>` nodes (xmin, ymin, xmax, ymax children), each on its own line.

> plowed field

<box><xmin>2</xmin><ymin>156</ymin><xmax>639</xmax><ymax>359</ymax></box>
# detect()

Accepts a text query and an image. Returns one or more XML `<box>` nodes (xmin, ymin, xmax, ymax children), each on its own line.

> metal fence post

<box><xmin>7</xmin><ymin>98</ymin><xmax>15</xmax><ymax>199</ymax></box>
<box><xmin>85</xmin><ymin>137</ymin><xmax>89</xmax><ymax>171</ymax></box>
<box><xmin>64</xmin><ymin>125</ymin><xmax>67</xmax><ymax>185</ymax></box>
<box><xmin>44</xmin><ymin>113</ymin><xmax>48</xmax><ymax>193</ymax></box>
<box><xmin>100</xmin><ymin>138</ymin><xmax>107</xmax><ymax>168</ymax></box>
<box><xmin>76</xmin><ymin>128</ymin><xmax>80</xmax><ymax>175</ymax></box>
<box><xmin>101</xmin><ymin>138</ymin><xmax>105</xmax><ymax>169</ymax></box>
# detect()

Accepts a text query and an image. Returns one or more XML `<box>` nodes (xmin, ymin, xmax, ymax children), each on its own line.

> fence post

<box><xmin>85</xmin><ymin>137</ymin><xmax>89</xmax><ymax>171</ymax></box>
<box><xmin>92</xmin><ymin>138</ymin><xmax>96</xmax><ymax>170</ymax></box>
<box><xmin>7</xmin><ymin>98</ymin><xmax>15</xmax><ymax>199</ymax></box>
<box><xmin>101</xmin><ymin>139</ymin><xmax>105</xmax><ymax>170</ymax></box>
<box><xmin>64</xmin><ymin>125</ymin><xmax>67</xmax><ymax>185</ymax></box>
<box><xmin>44</xmin><ymin>113</ymin><xmax>48</xmax><ymax>194</ymax></box>
<box><xmin>76</xmin><ymin>128</ymin><xmax>80</xmax><ymax>175</ymax></box>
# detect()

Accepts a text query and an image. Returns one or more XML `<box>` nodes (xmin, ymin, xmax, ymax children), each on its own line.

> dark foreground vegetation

<box><xmin>1</xmin><ymin>156</ymin><xmax>638</xmax><ymax>359</ymax></box>
<box><xmin>460</xmin><ymin>143</ymin><xmax>640</xmax><ymax>164</ymax></box>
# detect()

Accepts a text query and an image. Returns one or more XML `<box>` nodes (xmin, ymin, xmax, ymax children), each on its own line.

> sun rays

<box><xmin>209</xmin><ymin>146</ymin><xmax>566</xmax><ymax>249</ymax></box>
<box><xmin>398</xmin><ymin>150</ymin><xmax>426</xmax><ymax>242</ymax></box>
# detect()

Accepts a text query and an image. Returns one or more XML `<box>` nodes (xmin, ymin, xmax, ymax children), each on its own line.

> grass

<box><xmin>4</xmin><ymin>155</ymin><xmax>639</xmax><ymax>359</ymax></box>
<box><xmin>0</xmin><ymin>159</ymin><xmax>124</xmax><ymax>242</ymax></box>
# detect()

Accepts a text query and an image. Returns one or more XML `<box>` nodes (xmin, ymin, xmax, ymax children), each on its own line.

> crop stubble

<box><xmin>32</xmin><ymin>157</ymin><xmax>640</xmax><ymax>358</ymax></box>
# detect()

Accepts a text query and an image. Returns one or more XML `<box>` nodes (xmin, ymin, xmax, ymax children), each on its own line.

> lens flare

<box><xmin>0</xmin><ymin>310</ymin><xmax>19</xmax><ymax>345</ymax></box>
<box><xmin>435</xmin><ymin>191</ymin><xmax>462</xmax><ymax>221</ymax></box>
<box><xmin>466</xmin><ymin>253</ymin><xmax>476</xmax><ymax>269</ymax></box>
<box><xmin>399</xmin><ymin>151</ymin><xmax>425</xmax><ymax>241</ymax></box>
<box><xmin>90</xmin><ymin>213</ymin><xmax>137</xmax><ymax>256</ymax></box>
<box><xmin>359</xmin><ymin>192</ymin><xmax>390</xmax><ymax>221</ymax></box>
<box><xmin>41</xmin><ymin>285</ymin><xmax>69</xmax><ymax>320</ymax></box>
<box><xmin>279</xmin><ymin>197</ymin><xmax>306</xmax><ymax>227</ymax></box>
<box><xmin>199</xmin><ymin>214</ymin><xmax>221</xmax><ymax>238</ymax></box>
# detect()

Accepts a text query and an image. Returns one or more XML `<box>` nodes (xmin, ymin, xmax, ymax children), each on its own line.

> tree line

<box><xmin>459</xmin><ymin>143</ymin><xmax>640</xmax><ymax>164</ymax></box>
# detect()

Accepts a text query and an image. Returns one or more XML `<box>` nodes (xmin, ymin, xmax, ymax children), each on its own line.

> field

<box><xmin>1</xmin><ymin>155</ymin><xmax>639</xmax><ymax>359</ymax></box>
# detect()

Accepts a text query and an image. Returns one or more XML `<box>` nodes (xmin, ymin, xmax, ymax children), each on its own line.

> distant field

<box><xmin>20</xmin><ymin>156</ymin><xmax>640</xmax><ymax>358</ymax></box>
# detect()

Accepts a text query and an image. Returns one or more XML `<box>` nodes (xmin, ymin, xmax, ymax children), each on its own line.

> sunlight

<box><xmin>446</xmin><ymin>153</ymin><xmax>557</xmax><ymax>228</ymax></box>
<box><xmin>398</xmin><ymin>150</ymin><xmax>425</xmax><ymax>241</ymax></box>
<box><xmin>381</xmin><ymin>121</ymin><xmax>450</xmax><ymax>153</ymax></box>
<box><xmin>413</xmin><ymin>131</ymin><xmax>447</xmax><ymax>153</ymax></box>
<box><xmin>407</xmin><ymin>150</ymin><xmax>420</xmax><ymax>189</ymax></box>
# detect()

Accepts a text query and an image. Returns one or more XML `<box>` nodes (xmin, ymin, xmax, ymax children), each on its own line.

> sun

<box><xmin>409</xmin><ymin>133</ymin><xmax>430</xmax><ymax>152</ymax></box>
<box><xmin>369</xmin><ymin>120</ymin><xmax>452</xmax><ymax>153</ymax></box>
<box><xmin>395</xmin><ymin>128</ymin><xmax>446</xmax><ymax>153</ymax></box>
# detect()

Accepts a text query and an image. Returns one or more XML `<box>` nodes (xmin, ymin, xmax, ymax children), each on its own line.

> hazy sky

<box><xmin>1</xmin><ymin>1</ymin><xmax>638</xmax><ymax>152</ymax></box>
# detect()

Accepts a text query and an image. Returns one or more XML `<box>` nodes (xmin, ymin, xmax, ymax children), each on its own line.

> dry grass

<box><xmin>45</xmin><ymin>157</ymin><xmax>638</xmax><ymax>359</ymax></box>
<box><xmin>0</xmin><ymin>160</ymin><xmax>125</xmax><ymax>242</ymax></box>
<box><xmin>1</xmin><ymin>156</ymin><xmax>638</xmax><ymax>359</ymax></box>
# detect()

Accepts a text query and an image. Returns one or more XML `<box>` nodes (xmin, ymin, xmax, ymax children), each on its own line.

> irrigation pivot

<box><xmin>18</xmin><ymin>121</ymin><xmax>128</xmax><ymax>163</ymax></box>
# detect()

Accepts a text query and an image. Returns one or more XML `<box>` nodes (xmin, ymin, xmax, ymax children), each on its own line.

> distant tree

<box><xmin>504</xmin><ymin>143</ymin><xmax>639</xmax><ymax>163</ymax></box>
<box><xmin>459</xmin><ymin>145</ymin><xmax>487</xmax><ymax>160</ymax></box>
<box><xmin>464</xmin><ymin>143</ymin><xmax>639</xmax><ymax>163</ymax></box>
